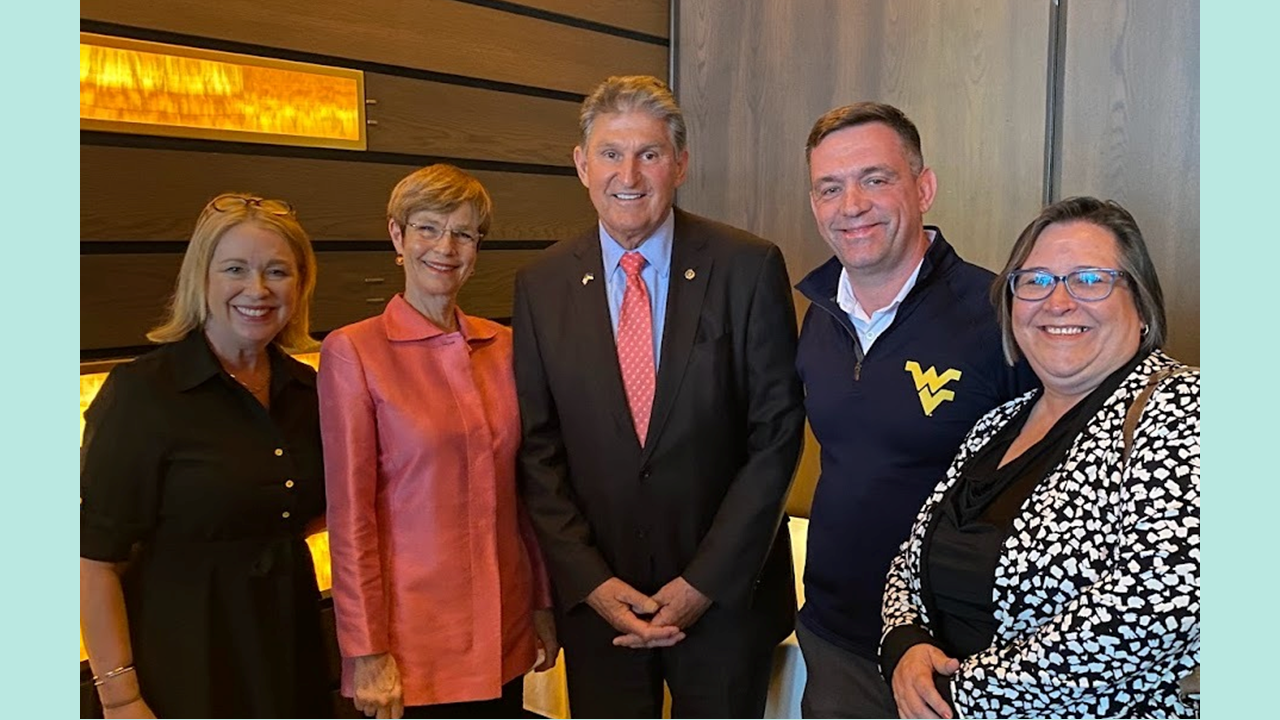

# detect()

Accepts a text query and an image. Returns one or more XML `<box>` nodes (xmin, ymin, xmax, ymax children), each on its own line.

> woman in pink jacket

<box><xmin>319</xmin><ymin>164</ymin><xmax>558</xmax><ymax>719</ymax></box>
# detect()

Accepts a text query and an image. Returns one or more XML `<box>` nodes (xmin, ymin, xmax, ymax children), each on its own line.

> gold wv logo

<box><xmin>904</xmin><ymin>361</ymin><xmax>962</xmax><ymax>417</ymax></box>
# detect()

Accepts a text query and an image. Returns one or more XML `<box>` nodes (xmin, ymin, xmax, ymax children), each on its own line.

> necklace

<box><xmin>229</xmin><ymin>369</ymin><xmax>270</xmax><ymax>394</ymax></box>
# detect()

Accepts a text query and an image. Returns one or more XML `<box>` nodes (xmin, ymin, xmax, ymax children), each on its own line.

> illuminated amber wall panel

<box><xmin>80</xmin><ymin>0</ymin><xmax>666</xmax><ymax>359</ymax></box>
<box><xmin>80</xmin><ymin>33</ymin><xmax>366</xmax><ymax>149</ymax></box>
<box><xmin>81</xmin><ymin>0</ymin><xmax>668</xmax><ymax>95</ymax></box>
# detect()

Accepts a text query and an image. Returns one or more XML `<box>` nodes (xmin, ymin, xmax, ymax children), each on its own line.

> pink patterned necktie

<box><xmin>616</xmin><ymin>252</ymin><xmax>656</xmax><ymax>445</ymax></box>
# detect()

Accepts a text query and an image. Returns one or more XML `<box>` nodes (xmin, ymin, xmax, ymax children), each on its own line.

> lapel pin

<box><xmin>582</xmin><ymin>273</ymin><xmax>595</xmax><ymax>286</ymax></box>
<box><xmin>684</xmin><ymin>268</ymin><xmax>696</xmax><ymax>280</ymax></box>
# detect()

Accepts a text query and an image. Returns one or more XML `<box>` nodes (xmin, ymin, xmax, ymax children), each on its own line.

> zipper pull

<box><xmin>854</xmin><ymin>361</ymin><xmax>862</xmax><ymax>381</ymax></box>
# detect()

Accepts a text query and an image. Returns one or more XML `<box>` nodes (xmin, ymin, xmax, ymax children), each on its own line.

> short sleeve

<box><xmin>80</xmin><ymin>365</ymin><xmax>166</xmax><ymax>561</ymax></box>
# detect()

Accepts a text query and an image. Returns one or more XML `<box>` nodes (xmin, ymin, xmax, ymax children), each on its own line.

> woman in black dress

<box><xmin>80</xmin><ymin>194</ymin><xmax>330</xmax><ymax>718</ymax></box>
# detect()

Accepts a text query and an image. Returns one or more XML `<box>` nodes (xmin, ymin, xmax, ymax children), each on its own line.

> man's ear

<box><xmin>916</xmin><ymin>167</ymin><xmax>938</xmax><ymax>214</ymax></box>
<box><xmin>573</xmin><ymin>145</ymin><xmax>590</xmax><ymax>188</ymax></box>
<box><xmin>673</xmin><ymin>148</ymin><xmax>690</xmax><ymax>188</ymax></box>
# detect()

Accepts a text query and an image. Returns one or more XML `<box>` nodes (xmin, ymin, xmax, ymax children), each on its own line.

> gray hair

<box><xmin>579</xmin><ymin>75</ymin><xmax>687</xmax><ymax>152</ymax></box>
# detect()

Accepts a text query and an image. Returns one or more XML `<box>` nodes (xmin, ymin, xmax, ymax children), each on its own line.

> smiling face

<box><xmin>1012</xmin><ymin>220</ymin><xmax>1143</xmax><ymax>401</ymax></box>
<box><xmin>808</xmin><ymin>122</ymin><xmax>936</xmax><ymax>282</ymax></box>
<box><xmin>390</xmin><ymin>204</ymin><xmax>479</xmax><ymax>307</ymax></box>
<box><xmin>204</xmin><ymin>222</ymin><xmax>300</xmax><ymax>355</ymax></box>
<box><xmin>573</xmin><ymin>110</ymin><xmax>688</xmax><ymax>249</ymax></box>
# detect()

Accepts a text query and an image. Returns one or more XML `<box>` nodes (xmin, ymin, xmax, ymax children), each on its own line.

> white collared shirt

<box><xmin>835</xmin><ymin>230</ymin><xmax>935</xmax><ymax>351</ymax></box>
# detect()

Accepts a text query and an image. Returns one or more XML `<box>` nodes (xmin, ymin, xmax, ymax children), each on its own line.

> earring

<box><xmin>1141</xmin><ymin>323</ymin><xmax>1150</xmax><ymax>337</ymax></box>
<box><xmin>395</xmin><ymin>254</ymin><xmax>404</xmax><ymax>266</ymax></box>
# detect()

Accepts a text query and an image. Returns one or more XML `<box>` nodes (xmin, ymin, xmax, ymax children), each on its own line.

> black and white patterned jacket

<box><xmin>881</xmin><ymin>350</ymin><xmax>1200</xmax><ymax>718</ymax></box>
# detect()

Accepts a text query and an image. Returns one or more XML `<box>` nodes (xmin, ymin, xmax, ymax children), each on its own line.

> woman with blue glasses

<box><xmin>882</xmin><ymin>197</ymin><xmax>1199</xmax><ymax>718</ymax></box>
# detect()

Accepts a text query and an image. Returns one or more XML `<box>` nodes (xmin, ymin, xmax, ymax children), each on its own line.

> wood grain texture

<box><xmin>312</xmin><ymin>249</ymin><xmax>544</xmax><ymax>331</ymax></box>
<box><xmin>81</xmin><ymin>145</ymin><xmax>595</xmax><ymax>242</ymax></box>
<box><xmin>510</xmin><ymin>0</ymin><xmax>669</xmax><ymax>38</ymax></box>
<box><xmin>80</xmin><ymin>0</ymin><xmax>666</xmax><ymax>94</ymax></box>
<box><xmin>81</xmin><ymin>254</ymin><xmax>183</xmax><ymax>350</ymax></box>
<box><xmin>82</xmin><ymin>248</ymin><xmax>548</xmax><ymax>350</ymax></box>
<box><xmin>364</xmin><ymin>73</ymin><xmax>580</xmax><ymax>165</ymax></box>
<box><xmin>1059</xmin><ymin>0</ymin><xmax>1199</xmax><ymax>365</ymax></box>
<box><xmin>678</xmin><ymin>0</ymin><xmax>1048</xmax><ymax>279</ymax></box>
<box><xmin>677</xmin><ymin>0</ymin><xmax>1051</xmax><ymax>515</ymax></box>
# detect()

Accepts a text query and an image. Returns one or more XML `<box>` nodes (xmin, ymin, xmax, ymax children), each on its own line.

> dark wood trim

<box><xmin>453</xmin><ymin>0</ymin><xmax>668</xmax><ymax>46</ymax></box>
<box><xmin>80</xmin><ymin>131</ymin><xmax>578</xmax><ymax>177</ymax></box>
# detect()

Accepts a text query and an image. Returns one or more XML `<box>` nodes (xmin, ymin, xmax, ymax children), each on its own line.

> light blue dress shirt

<box><xmin>600</xmin><ymin>210</ymin><xmax>674</xmax><ymax>370</ymax></box>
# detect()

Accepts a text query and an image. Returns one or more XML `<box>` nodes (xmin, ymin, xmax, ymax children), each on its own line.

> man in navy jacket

<box><xmin>794</xmin><ymin>102</ymin><xmax>1036</xmax><ymax>718</ymax></box>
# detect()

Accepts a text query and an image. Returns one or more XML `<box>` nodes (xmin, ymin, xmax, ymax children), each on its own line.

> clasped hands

<box><xmin>585</xmin><ymin>576</ymin><xmax>712</xmax><ymax>649</ymax></box>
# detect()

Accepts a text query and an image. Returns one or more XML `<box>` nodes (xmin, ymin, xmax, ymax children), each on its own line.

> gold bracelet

<box><xmin>100</xmin><ymin>694</ymin><xmax>141</xmax><ymax>710</ymax></box>
<box><xmin>92</xmin><ymin>664</ymin><xmax>136</xmax><ymax>686</ymax></box>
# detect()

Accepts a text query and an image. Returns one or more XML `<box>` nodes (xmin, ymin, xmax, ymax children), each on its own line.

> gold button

<box><xmin>281</xmin><ymin>511</ymin><xmax>291</xmax><ymax>519</ymax></box>
<box><xmin>285</xmin><ymin>480</ymin><xmax>295</xmax><ymax>489</ymax></box>
<box><xmin>274</xmin><ymin>448</ymin><xmax>284</xmax><ymax>457</ymax></box>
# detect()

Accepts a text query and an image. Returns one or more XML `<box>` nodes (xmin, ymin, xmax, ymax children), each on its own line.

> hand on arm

<box><xmin>586</xmin><ymin>577</ymin><xmax>685</xmax><ymax>649</ymax></box>
<box><xmin>352</xmin><ymin>653</ymin><xmax>404</xmax><ymax>719</ymax></box>
<box><xmin>892</xmin><ymin>644</ymin><xmax>959</xmax><ymax>719</ymax></box>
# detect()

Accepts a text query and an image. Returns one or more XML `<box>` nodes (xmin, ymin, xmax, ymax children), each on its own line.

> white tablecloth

<box><xmin>524</xmin><ymin>517</ymin><xmax>810</xmax><ymax>719</ymax></box>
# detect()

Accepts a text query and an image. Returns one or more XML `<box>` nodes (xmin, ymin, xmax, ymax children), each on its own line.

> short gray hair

<box><xmin>579</xmin><ymin>75</ymin><xmax>687</xmax><ymax>152</ymax></box>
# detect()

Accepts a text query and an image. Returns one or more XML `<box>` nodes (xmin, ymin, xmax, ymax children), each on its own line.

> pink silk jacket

<box><xmin>318</xmin><ymin>295</ymin><xmax>551</xmax><ymax>706</ymax></box>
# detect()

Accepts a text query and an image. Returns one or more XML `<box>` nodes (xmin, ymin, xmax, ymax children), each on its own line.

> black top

<box><xmin>80</xmin><ymin>331</ymin><xmax>330</xmax><ymax>718</ymax></box>
<box><xmin>880</xmin><ymin>351</ymin><xmax>1145</xmax><ymax>701</ymax></box>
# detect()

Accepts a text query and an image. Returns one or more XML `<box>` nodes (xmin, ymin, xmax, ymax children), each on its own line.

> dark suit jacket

<box><xmin>513</xmin><ymin>208</ymin><xmax>805</xmax><ymax>645</ymax></box>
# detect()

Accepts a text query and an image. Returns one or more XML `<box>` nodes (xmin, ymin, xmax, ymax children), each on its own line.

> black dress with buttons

<box><xmin>80</xmin><ymin>332</ymin><xmax>330</xmax><ymax>718</ymax></box>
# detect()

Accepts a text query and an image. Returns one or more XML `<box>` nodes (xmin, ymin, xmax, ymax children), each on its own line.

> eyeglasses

<box><xmin>1008</xmin><ymin>268</ymin><xmax>1129</xmax><ymax>302</ymax></box>
<box><xmin>210</xmin><ymin>195</ymin><xmax>295</xmax><ymax>216</ymax></box>
<box><xmin>405</xmin><ymin>221</ymin><xmax>482</xmax><ymax>246</ymax></box>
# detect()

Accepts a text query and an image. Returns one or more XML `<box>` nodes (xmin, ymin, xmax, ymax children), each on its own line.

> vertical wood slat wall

<box><xmin>80</xmin><ymin>0</ymin><xmax>669</xmax><ymax>357</ymax></box>
<box><xmin>675</xmin><ymin>0</ymin><xmax>1199</xmax><ymax>516</ymax></box>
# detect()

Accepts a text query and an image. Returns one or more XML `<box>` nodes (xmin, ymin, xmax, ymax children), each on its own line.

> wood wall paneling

<box><xmin>677</xmin><ymin>0</ymin><xmax>1049</xmax><ymax>282</ymax></box>
<box><xmin>363</xmin><ymin>73</ymin><xmax>581</xmax><ymax>165</ymax></box>
<box><xmin>509</xmin><ymin>0</ymin><xmax>669</xmax><ymax>39</ymax></box>
<box><xmin>81</xmin><ymin>146</ymin><xmax>595</xmax><ymax>243</ymax></box>
<box><xmin>82</xmin><ymin>248</ymin><xmax>549</xmax><ymax>350</ymax></box>
<box><xmin>1059</xmin><ymin>0</ymin><xmax>1200</xmax><ymax>365</ymax></box>
<box><xmin>311</xmin><ymin>249</ymin><xmax>544</xmax><ymax>332</ymax></box>
<box><xmin>80</xmin><ymin>0</ymin><xmax>667</xmax><ymax>94</ymax></box>
<box><xmin>81</xmin><ymin>254</ymin><xmax>182</xmax><ymax>351</ymax></box>
<box><xmin>676</xmin><ymin>0</ymin><xmax>1051</xmax><ymax>516</ymax></box>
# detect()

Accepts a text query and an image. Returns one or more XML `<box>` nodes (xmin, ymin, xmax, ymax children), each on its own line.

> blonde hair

<box><xmin>387</xmin><ymin>165</ymin><xmax>493</xmax><ymax>237</ymax></box>
<box><xmin>147</xmin><ymin>193</ymin><xmax>319</xmax><ymax>352</ymax></box>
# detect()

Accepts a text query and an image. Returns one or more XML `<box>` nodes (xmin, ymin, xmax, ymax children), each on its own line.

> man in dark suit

<box><xmin>513</xmin><ymin>75</ymin><xmax>805</xmax><ymax>718</ymax></box>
